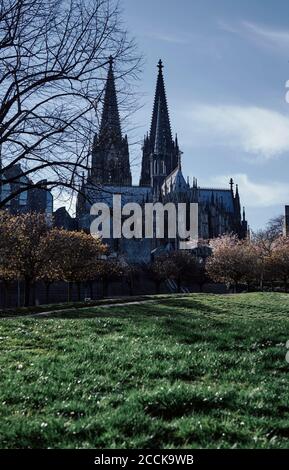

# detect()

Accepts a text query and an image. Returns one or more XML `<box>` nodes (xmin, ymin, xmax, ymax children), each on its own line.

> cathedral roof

<box><xmin>198</xmin><ymin>188</ymin><xmax>234</xmax><ymax>212</ymax></box>
<box><xmin>162</xmin><ymin>166</ymin><xmax>188</xmax><ymax>194</ymax></box>
<box><xmin>83</xmin><ymin>184</ymin><xmax>152</xmax><ymax>208</ymax></box>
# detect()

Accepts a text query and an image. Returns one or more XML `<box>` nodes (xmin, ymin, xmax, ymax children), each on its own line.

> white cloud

<box><xmin>144</xmin><ymin>31</ymin><xmax>192</xmax><ymax>45</ymax></box>
<box><xmin>185</xmin><ymin>104</ymin><xmax>289</xmax><ymax>160</ymax></box>
<box><xmin>242</xmin><ymin>21</ymin><xmax>289</xmax><ymax>49</ymax></box>
<box><xmin>219</xmin><ymin>19</ymin><xmax>289</xmax><ymax>51</ymax></box>
<box><xmin>207</xmin><ymin>173</ymin><xmax>289</xmax><ymax>208</ymax></box>
<box><xmin>217</xmin><ymin>20</ymin><xmax>239</xmax><ymax>35</ymax></box>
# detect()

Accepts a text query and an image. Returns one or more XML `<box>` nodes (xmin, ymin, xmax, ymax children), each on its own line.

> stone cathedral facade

<box><xmin>76</xmin><ymin>59</ymin><xmax>248</xmax><ymax>262</ymax></box>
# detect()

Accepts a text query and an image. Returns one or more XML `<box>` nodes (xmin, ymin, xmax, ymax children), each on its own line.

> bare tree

<box><xmin>266</xmin><ymin>215</ymin><xmax>284</xmax><ymax>240</ymax></box>
<box><xmin>253</xmin><ymin>215</ymin><xmax>284</xmax><ymax>247</ymax></box>
<box><xmin>251</xmin><ymin>214</ymin><xmax>285</xmax><ymax>289</ymax></box>
<box><xmin>0</xmin><ymin>0</ymin><xmax>140</xmax><ymax>208</ymax></box>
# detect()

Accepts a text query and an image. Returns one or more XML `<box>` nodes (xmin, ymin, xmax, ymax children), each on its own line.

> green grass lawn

<box><xmin>1</xmin><ymin>292</ymin><xmax>289</xmax><ymax>449</ymax></box>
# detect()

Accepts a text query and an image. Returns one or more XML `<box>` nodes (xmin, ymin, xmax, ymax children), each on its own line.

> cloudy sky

<box><xmin>122</xmin><ymin>0</ymin><xmax>289</xmax><ymax>230</ymax></box>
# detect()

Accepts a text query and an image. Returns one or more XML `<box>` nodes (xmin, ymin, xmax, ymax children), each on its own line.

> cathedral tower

<box><xmin>150</xmin><ymin>96</ymin><xmax>168</xmax><ymax>199</ymax></box>
<box><xmin>90</xmin><ymin>57</ymin><xmax>132</xmax><ymax>186</ymax></box>
<box><xmin>140</xmin><ymin>60</ymin><xmax>179</xmax><ymax>187</ymax></box>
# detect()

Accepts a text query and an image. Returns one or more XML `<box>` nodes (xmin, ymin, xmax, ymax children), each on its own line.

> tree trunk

<box><xmin>24</xmin><ymin>277</ymin><xmax>31</xmax><ymax>307</ymax></box>
<box><xmin>155</xmin><ymin>280</ymin><xmax>161</xmax><ymax>294</ymax></box>
<box><xmin>260</xmin><ymin>276</ymin><xmax>264</xmax><ymax>292</ymax></box>
<box><xmin>77</xmin><ymin>282</ymin><xmax>81</xmax><ymax>301</ymax></box>
<box><xmin>17</xmin><ymin>280</ymin><xmax>21</xmax><ymax>307</ymax></box>
<box><xmin>45</xmin><ymin>283</ymin><xmax>51</xmax><ymax>304</ymax></box>
<box><xmin>67</xmin><ymin>282</ymin><xmax>73</xmax><ymax>302</ymax></box>
<box><xmin>103</xmin><ymin>279</ymin><xmax>108</xmax><ymax>298</ymax></box>
<box><xmin>128</xmin><ymin>278</ymin><xmax>133</xmax><ymax>296</ymax></box>
<box><xmin>270</xmin><ymin>280</ymin><xmax>274</xmax><ymax>291</ymax></box>
<box><xmin>3</xmin><ymin>281</ymin><xmax>9</xmax><ymax>309</ymax></box>
<box><xmin>89</xmin><ymin>281</ymin><xmax>93</xmax><ymax>299</ymax></box>
<box><xmin>32</xmin><ymin>283</ymin><xmax>37</xmax><ymax>306</ymax></box>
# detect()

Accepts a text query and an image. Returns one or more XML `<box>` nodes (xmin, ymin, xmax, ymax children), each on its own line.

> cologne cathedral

<box><xmin>76</xmin><ymin>58</ymin><xmax>248</xmax><ymax>262</ymax></box>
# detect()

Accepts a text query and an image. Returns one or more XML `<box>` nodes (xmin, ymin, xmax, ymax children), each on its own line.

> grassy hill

<box><xmin>1</xmin><ymin>292</ymin><xmax>289</xmax><ymax>448</ymax></box>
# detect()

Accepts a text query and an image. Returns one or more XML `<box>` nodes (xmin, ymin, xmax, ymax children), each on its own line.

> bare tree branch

<box><xmin>0</xmin><ymin>0</ymin><xmax>141</xmax><ymax>208</ymax></box>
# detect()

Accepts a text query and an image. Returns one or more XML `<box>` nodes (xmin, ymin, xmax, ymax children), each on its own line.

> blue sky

<box><xmin>121</xmin><ymin>0</ymin><xmax>289</xmax><ymax>231</ymax></box>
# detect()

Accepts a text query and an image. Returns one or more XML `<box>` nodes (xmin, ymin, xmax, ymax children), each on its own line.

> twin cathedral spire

<box><xmin>90</xmin><ymin>58</ymin><xmax>180</xmax><ymax>188</ymax></box>
<box><xmin>90</xmin><ymin>56</ymin><xmax>132</xmax><ymax>186</ymax></box>
<box><xmin>78</xmin><ymin>58</ymin><xmax>247</xmax><ymax>241</ymax></box>
<box><xmin>140</xmin><ymin>59</ymin><xmax>180</xmax><ymax>188</ymax></box>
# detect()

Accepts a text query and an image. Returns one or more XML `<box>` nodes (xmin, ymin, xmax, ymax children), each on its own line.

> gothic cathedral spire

<box><xmin>140</xmin><ymin>60</ymin><xmax>179</xmax><ymax>186</ymax></box>
<box><xmin>150</xmin><ymin>60</ymin><xmax>172</xmax><ymax>152</ymax></box>
<box><xmin>90</xmin><ymin>56</ymin><xmax>132</xmax><ymax>186</ymax></box>
<box><xmin>99</xmin><ymin>56</ymin><xmax>122</xmax><ymax>142</ymax></box>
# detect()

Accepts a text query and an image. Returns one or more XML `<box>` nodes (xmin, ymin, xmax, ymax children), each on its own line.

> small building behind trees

<box><xmin>0</xmin><ymin>164</ymin><xmax>53</xmax><ymax>218</ymax></box>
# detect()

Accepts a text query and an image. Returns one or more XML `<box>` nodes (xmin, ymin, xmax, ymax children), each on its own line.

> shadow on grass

<box><xmin>43</xmin><ymin>296</ymin><xmax>226</xmax><ymax>320</ymax></box>
<box><xmin>39</xmin><ymin>298</ymin><xmax>230</xmax><ymax>349</ymax></box>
